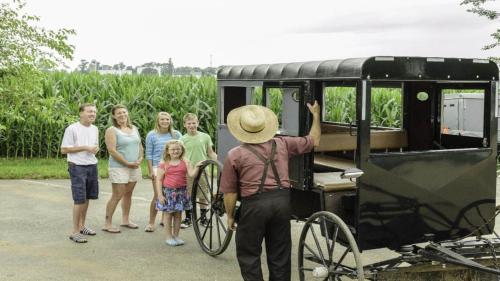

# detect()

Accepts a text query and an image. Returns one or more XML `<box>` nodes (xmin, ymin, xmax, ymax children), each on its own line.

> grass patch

<box><xmin>0</xmin><ymin>158</ymin><xmax>149</xmax><ymax>179</ymax></box>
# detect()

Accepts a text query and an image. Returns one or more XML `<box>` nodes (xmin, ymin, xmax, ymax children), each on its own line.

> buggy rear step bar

<box><xmin>419</xmin><ymin>242</ymin><xmax>500</xmax><ymax>275</ymax></box>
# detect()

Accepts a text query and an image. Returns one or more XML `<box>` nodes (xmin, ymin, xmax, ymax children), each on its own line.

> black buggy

<box><xmin>189</xmin><ymin>56</ymin><xmax>500</xmax><ymax>280</ymax></box>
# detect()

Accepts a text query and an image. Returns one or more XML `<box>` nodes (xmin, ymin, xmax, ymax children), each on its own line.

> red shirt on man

<box><xmin>220</xmin><ymin>136</ymin><xmax>314</xmax><ymax>197</ymax></box>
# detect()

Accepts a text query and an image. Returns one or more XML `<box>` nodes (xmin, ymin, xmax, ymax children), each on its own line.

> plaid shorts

<box><xmin>68</xmin><ymin>163</ymin><xmax>99</xmax><ymax>204</ymax></box>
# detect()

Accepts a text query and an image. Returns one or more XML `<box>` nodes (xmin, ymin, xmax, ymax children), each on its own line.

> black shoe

<box><xmin>200</xmin><ymin>216</ymin><xmax>210</xmax><ymax>227</ymax></box>
<box><xmin>180</xmin><ymin>218</ymin><xmax>192</xmax><ymax>229</ymax></box>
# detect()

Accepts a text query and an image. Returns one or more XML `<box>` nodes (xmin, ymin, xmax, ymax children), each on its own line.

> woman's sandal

<box><xmin>120</xmin><ymin>223</ymin><xmax>139</xmax><ymax>229</ymax></box>
<box><xmin>69</xmin><ymin>233</ymin><xmax>88</xmax><ymax>243</ymax></box>
<box><xmin>80</xmin><ymin>226</ymin><xmax>96</xmax><ymax>236</ymax></box>
<box><xmin>101</xmin><ymin>227</ymin><xmax>121</xmax><ymax>233</ymax></box>
<box><xmin>144</xmin><ymin>225</ymin><xmax>155</xmax><ymax>232</ymax></box>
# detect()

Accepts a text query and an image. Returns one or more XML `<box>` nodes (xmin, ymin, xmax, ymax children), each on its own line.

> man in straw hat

<box><xmin>220</xmin><ymin>101</ymin><xmax>321</xmax><ymax>281</ymax></box>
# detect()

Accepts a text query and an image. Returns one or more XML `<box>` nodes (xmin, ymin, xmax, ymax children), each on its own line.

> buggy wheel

<box><xmin>298</xmin><ymin>211</ymin><xmax>364</xmax><ymax>281</ymax></box>
<box><xmin>191</xmin><ymin>159</ymin><xmax>233</xmax><ymax>256</ymax></box>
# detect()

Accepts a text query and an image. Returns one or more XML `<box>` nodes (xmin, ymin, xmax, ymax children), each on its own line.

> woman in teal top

<box><xmin>102</xmin><ymin>104</ymin><xmax>144</xmax><ymax>233</ymax></box>
<box><xmin>144</xmin><ymin>112</ymin><xmax>182</xmax><ymax>232</ymax></box>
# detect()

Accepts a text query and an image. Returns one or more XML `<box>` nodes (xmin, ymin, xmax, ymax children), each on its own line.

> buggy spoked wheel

<box><xmin>298</xmin><ymin>211</ymin><xmax>364</xmax><ymax>281</ymax></box>
<box><xmin>191</xmin><ymin>159</ymin><xmax>233</xmax><ymax>256</ymax></box>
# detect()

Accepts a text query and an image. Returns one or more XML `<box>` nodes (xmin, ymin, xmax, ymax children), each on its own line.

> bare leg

<box><xmin>173</xmin><ymin>212</ymin><xmax>181</xmax><ymax>238</ymax></box>
<box><xmin>164</xmin><ymin>213</ymin><xmax>174</xmax><ymax>240</ymax></box>
<box><xmin>121</xmin><ymin>181</ymin><xmax>137</xmax><ymax>225</ymax></box>
<box><xmin>148</xmin><ymin>179</ymin><xmax>158</xmax><ymax>226</ymax></box>
<box><xmin>104</xmin><ymin>183</ymin><xmax>126</xmax><ymax>229</ymax></box>
<box><xmin>72</xmin><ymin>203</ymin><xmax>86</xmax><ymax>234</ymax></box>
<box><xmin>79</xmin><ymin>200</ymin><xmax>89</xmax><ymax>230</ymax></box>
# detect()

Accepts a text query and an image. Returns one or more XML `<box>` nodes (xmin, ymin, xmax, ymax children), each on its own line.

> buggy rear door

<box><xmin>262</xmin><ymin>81</ymin><xmax>313</xmax><ymax>190</ymax></box>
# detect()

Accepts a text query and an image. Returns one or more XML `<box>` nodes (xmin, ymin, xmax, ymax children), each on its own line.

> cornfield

<box><xmin>323</xmin><ymin>87</ymin><xmax>402</xmax><ymax>127</ymax></box>
<box><xmin>0</xmin><ymin>72</ymin><xmax>403</xmax><ymax>159</ymax></box>
<box><xmin>256</xmin><ymin>86</ymin><xmax>402</xmax><ymax>128</ymax></box>
<box><xmin>0</xmin><ymin>72</ymin><xmax>217</xmax><ymax>158</ymax></box>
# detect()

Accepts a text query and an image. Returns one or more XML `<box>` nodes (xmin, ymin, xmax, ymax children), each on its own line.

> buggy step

<box><xmin>313</xmin><ymin>172</ymin><xmax>356</xmax><ymax>191</ymax></box>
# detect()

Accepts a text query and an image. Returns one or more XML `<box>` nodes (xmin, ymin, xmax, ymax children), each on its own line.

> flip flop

<box><xmin>120</xmin><ymin>223</ymin><xmax>139</xmax><ymax>229</ymax></box>
<box><xmin>101</xmin><ymin>227</ymin><xmax>121</xmax><ymax>233</ymax></box>
<box><xmin>144</xmin><ymin>225</ymin><xmax>155</xmax><ymax>232</ymax></box>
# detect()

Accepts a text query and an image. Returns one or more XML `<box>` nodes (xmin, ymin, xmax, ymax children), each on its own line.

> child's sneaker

<box><xmin>180</xmin><ymin>218</ymin><xmax>192</xmax><ymax>229</ymax></box>
<box><xmin>165</xmin><ymin>238</ymin><xmax>178</xmax><ymax>246</ymax></box>
<box><xmin>175</xmin><ymin>237</ymin><xmax>185</xmax><ymax>245</ymax></box>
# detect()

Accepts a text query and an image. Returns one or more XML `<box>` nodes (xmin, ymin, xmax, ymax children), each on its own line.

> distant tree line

<box><xmin>76</xmin><ymin>58</ymin><xmax>217</xmax><ymax>76</ymax></box>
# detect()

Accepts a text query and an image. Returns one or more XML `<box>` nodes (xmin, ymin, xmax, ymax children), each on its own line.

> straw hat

<box><xmin>227</xmin><ymin>105</ymin><xmax>278</xmax><ymax>144</ymax></box>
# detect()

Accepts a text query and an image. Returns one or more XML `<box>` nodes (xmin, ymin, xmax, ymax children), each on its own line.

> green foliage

<box><xmin>266</xmin><ymin>89</ymin><xmax>284</xmax><ymax>125</ymax></box>
<box><xmin>249</xmin><ymin>88</ymin><xmax>284</xmax><ymax>126</ymax></box>
<box><xmin>371</xmin><ymin>88</ymin><xmax>402</xmax><ymax>127</ymax></box>
<box><xmin>323</xmin><ymin>87</ymin><xmax>401</xmax><ymax>127</ymax></box>
<box><xmin>0</xmin><ymin>72</ymin><xmax>217</xmax><ymax>159</ymax></box>
<box><xmin>256</xmin><ymin>86</ymin><xmax>401</xmax><ymax>128</ymax></box>
<box><xmin>0</xmin><ymin>158</ymin><xmax>149</xmax><ymax>179</ymax></box>
<box><xmin>324</xmin><ymin>87</ymin><xmax>357</xmax><ymax>124</ymax></box>
<box><xmin>0</xmin><ymin>0</ymin><xmax>75</xmax><ymax>156</ymax></box>
<box><xmin>1</xmin><ymin>72</ymin><xmax>404</xmax><ymax>159</ymax></box>
<box><xmin>0</xmin><ymin>0</ymin><xmax>75</xmax><ymax>72</ymax></box>
<box><xmin>461</xmin><ymin>0</ymin><xmax>499</xmax><ymax>51</ymax></box>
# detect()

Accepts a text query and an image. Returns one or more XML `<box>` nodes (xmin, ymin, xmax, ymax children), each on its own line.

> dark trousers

<box><xmin>235</xmin><ymin>189</ymin><xmax>291</xmax><ymax>281</ymax></box>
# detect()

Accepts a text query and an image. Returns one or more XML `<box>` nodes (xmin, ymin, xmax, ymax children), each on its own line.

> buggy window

<box><xmin>368</xmin><ymin>83</ymin><xmax>491</xmax><ymax>153</ymax></box>
<box><xmin>323</xmin><ymin>86</ymin><xmax>356</xmax><ymax>124</ymax></box>
<box><xmin>221</xmin><ymin>87</ymin><xmax>246</xmax><ymax>124</ymax></box>
<box><xmin>250</xmin><ymin>86</ymin><xmax>263</xmax><ymax>105</ymax></box>
<box><xmin>367</xmin><ymin>85</ymin><xmax>406</xmax><ymax>153</ymax></box>
<box><xmin>371</xmin><ymin>87</ymin><xmax>402</xmax><ymax>129</ymax></box>
<box><xmin>264</xmin><ymin>87</ymin><xmax>300</xmax><ymax>136</ymax></box>
<box><xmin>266</xmin><ymin>88</ymin><xmax>284</xmax><ymax>127</ymax></box>
<box><xmin>248</xmin><ymin>86</ymin><xmax>301</xmax><ymax>136</ymax></box>
<box><xmin>440</xmin><ymin>89</ymin><xmax>488</xmax><ymax>150</ymax></box>
<box><xmin>441</xmin><ymin>90</ymin><xmax>485</xmax><ymax>139</ymax></box>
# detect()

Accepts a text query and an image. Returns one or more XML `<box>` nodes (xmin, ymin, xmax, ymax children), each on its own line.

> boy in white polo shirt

<box><xmin>61</xmin><ymin>103</ymin><xmax>100</xmax><ymax>243</ymax></box>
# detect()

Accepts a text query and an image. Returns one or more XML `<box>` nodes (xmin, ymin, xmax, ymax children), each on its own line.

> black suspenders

<box><xmin>242</xmin><ymin>140</ymin><xmax>282</xmax><ymax>194</ymax></box>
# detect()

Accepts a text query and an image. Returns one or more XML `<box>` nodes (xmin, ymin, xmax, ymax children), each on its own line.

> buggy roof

<box><xmin>217</xmin><ymin>56</ymin><xmax>498</xmax><ymax>82</ymax></box>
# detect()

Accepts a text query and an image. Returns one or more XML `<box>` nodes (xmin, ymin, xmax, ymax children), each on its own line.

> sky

<box><xmin>21</xmin><ymin>0</ymin><xmax>500</xmax><ymax>69</ymax></box>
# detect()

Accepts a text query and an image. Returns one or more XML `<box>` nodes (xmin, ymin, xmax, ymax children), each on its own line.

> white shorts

<box><xmin>109</xmin><ymin>167</ymin><xmax>142</xmax><ymax>184</ymax></box>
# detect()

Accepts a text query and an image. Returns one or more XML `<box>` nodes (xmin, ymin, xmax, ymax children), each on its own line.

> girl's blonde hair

<box><xmin>154</xmin><ymin>112</ymin><xmax>175</xmax><ymax>136</ymax></box>
<box><xmin>111</xmin><ymin>104</ymin><xmax>132</xmax><ymax>128</ymax></box>
<box><xmin>161</xmin><ymin>140</ymin><xmax>185</xmax><ymax>162</ymax></box>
